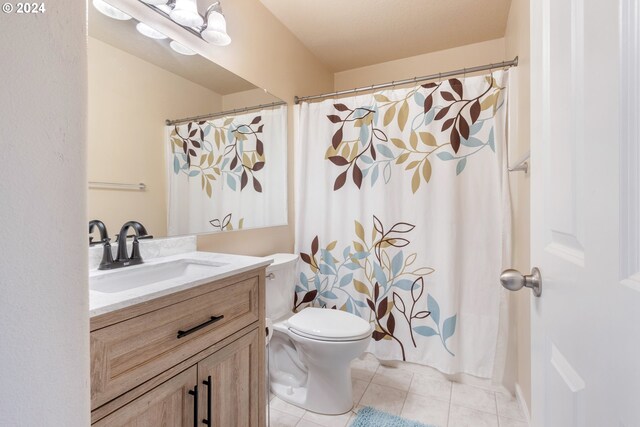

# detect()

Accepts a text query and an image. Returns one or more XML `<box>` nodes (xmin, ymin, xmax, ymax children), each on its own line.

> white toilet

<box><xmin>266</xmin><ymin>253</ymin><xmax>372</xmax><ymax>415</ymax></box>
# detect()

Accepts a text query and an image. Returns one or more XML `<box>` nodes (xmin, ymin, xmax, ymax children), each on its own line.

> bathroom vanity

<box><xmin>89</xmin><ymin>250</ymin><xmax>270</xmax><ymax>426</ymax></box>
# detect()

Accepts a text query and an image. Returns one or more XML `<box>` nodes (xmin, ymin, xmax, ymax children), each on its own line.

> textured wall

<box><xmin>0</xmin><ymin>1</ymin><xmax>90</xmax><ymax>424</ymax></box>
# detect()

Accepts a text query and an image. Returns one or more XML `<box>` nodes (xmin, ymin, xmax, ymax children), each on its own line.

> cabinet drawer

<box><xmin>91</xmin><ymin>276</ymin><xmax>259</xmax><ymax>409</ymax></box>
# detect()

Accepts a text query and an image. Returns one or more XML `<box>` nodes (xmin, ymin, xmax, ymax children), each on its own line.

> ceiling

<box><xmin>89</xmin><ymin>5</ymin><xmax>256</xmax><ymax>95</ymax></box>
<box><xmin>260</xmin><ymin>0</ymin><xmax>512</xmax><ymax>72</ymax></box>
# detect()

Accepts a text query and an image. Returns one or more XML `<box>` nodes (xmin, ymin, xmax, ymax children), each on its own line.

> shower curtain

<box><xmin>294</xmin><ymin>71</ymin><xmax>511</xmax><ymax>378</ymax></box>
<box><xmin>166</xmin><ymin>104</ymin><xmax>287</xmax><ymax>235</ymax></box>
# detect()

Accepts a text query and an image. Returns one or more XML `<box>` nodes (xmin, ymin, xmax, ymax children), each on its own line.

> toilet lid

<box><xmin>287</xmin><ymin>307</ymin><xmax>372</xmax><ymax>340</ymax></box>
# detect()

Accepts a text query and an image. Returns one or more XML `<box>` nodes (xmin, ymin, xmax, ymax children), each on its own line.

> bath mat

<box><xmin>349</xmin><ymin>406</ymin><xmax>436</xmax><ymax>427</ymax></box>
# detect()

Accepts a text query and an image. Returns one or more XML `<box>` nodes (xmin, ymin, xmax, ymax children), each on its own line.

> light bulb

<box><xmin>136</xmin><ymin>22</ymin><xmax>167</xmax><ymax>39</ymax></box>
<box><xmin>201</xmin><ymin>10</ymin><xmax>231</xmax><ymax>46</ymax></box>
<box><xmin>170</xmin><ymin>0</ymin><xmax>203</xmax><ymax>27</ymax></box>
<box><xmin>92</xmin><ymin>0</ymin><xmax>131</xmax><ymax>20</ymax></box>
<box><xmin>170</xmin><ymin>41</ymin><xmax>197</xmax><ymax>55</ymax></box>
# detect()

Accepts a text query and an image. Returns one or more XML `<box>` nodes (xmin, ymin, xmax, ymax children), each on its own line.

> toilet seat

<box><xmin>287</xmin><ymin>307</ymin><xmax>372</xmax><ymax>341</ymax></box>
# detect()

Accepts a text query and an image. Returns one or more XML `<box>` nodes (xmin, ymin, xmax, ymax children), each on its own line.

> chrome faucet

<box><xmin>89</xmin><ymin>220</ymin><xmax>114</xmax><ymax>270</ymax></box>
<box><xmin>112</xmin><ymin>221</ymin><xmax>153</xmax><ymax>268</ymax></box>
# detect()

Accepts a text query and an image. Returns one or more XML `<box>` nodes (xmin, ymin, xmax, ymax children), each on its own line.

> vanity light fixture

<box><xmin>170</xmin><ymin>40</ymin><xmax>197</xmax><ymax>55</ymax></box>
<box><xmin>93</xmin><ymin>0</ymin><xmax>132</xmax><ymax>20</ymax></box>
<box><xmin>170</xmin><ymin>0</ymin><xmax>204</xmax><ymax>27</ymax></box>
<box><xmin>136</xmin><ymin>22</ymin><xmax>168</xmax><ymax>39</ymax></box>
<box><xmin>141</xmin><ymin>0</ymin><xmax>232</xmax><ymax>46</ymax></box>
<box><xmin>201</xmin><ymin>7</ymin><xmax>230</xmax><ymax>46</ymax></box>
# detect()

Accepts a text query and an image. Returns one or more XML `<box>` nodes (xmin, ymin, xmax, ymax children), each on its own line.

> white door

<box><xmin>529</xmin><ymin>0</ymin><xmax>640</xmax><ymax>426</ymax></box>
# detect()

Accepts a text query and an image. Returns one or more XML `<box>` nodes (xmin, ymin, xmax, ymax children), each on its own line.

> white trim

<box><xmin>515</xmin><ymin>383</ymin><xmax>532</xmax><ymax>426</ymax></box>
<box><xmin>620</xmin><ymin>0</ymin><xmax>640</xmax><ymax>291</ymax></box>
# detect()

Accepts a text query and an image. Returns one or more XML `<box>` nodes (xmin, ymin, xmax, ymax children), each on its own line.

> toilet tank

<box><xmin>265</xmin><ymin>253</ymin><xmax>299</xmax><ymax>320</ymax></box>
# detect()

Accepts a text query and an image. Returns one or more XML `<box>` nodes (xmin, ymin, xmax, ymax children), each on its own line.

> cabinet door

<box><xmin>198</xmin><ymin>328</ymin><xmax>264</xmax><ymax>427</ymax></box>
<box><xmin>93</xmin><ymin>366</ymin><xmax>197</xmax><ymax>427</ymax></box>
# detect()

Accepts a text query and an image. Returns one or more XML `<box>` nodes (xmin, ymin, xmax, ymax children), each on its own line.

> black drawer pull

<box><xmin>202</xmin><ymin>375</ymin><xmax>212</xmax><ymax>426</ymax></box>
<box><xmin>188</xmin><ymin>385</ymin><xmax>198</xmax><ymax>427</ymax></box>
<box><xmin>177</xmin><ymin>315</ymin><xmax>224</xmax><ymax>339</ymax></box>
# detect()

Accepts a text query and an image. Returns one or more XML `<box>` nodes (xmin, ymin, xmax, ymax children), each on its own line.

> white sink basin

<box><xmin>90</xmin><ymin>258</ymin><xmax>227</xmax><ymax>294</ymax></box>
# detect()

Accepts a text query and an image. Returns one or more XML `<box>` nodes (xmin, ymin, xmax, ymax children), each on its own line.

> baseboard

<box><xmin>515</xmin><ymin>383</ymin><xmax>531</xmax><ymax>426</ymax></box>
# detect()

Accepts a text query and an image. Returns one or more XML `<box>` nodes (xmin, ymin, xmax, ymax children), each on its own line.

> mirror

<box><xmin>88</xmin><ymin>3</ymin><xmax>287</xmax><ymax>240</ymax></box>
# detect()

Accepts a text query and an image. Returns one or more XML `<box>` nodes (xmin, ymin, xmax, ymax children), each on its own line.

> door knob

<box><xmin>500</xmin><ymin>267</ymin><xmax>542</xmax><ymax>297</ymax></box>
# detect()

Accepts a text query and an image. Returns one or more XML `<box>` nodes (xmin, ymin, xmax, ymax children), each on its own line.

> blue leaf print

<box><xmin>442</xmin><ymin>315</ymin><xmax>457</xmax><ymax>342</ymax></box>
<box><xmin>346</xmin><ymin>299</ymin><xmax>353</xmax><ymax>313</ymax></box>
<box><xmin>188</xmin><ymin>170</ymin><xmax>200</xmax><ymax>177</ymax></box>
<box><xmin>456</xmin><ymin>158</ymin><xmax>467</xmax><ymax>175</ymax></box>
<box><xmin>352</xmin><ymin>108</ymin><xmax>369</xmax><ymax>119</ymax></box>
<box><xmin>413</xmin><ymin>326</ymin><xmax>438</xmax><ymax>337</ymax></box>
<box><xmin>319</xmin><ymin>264</ymin><xmax>334</xmax><ymax>275</ymax></box>
<box><xmin>424</xmin><ymin>108</ymin><xmax>436</xmax><ymax>125</ymax></box>
<box><xmin>354</xmin><ymin>300</ymin><xmax>368</xmax><ymax>308</ymax></box>
<box><xmin>391</xmin><ymin>251</ymin><xmax>404</xmax><ymax>277</ymax></box>
<box><xmin>321</xmin><ymin>249</ymin><xmax>336</xmax><ymax>271</ymax></box>
<box><xmin>321</xmin><ymin>291</ymin><xmax>338</xmax><ymax>299</ymax></box>
<box><xmin>226</xmin><ymin>174</ymin><xmax>236</xmax><ymax>191</ymax></box>
<box><xmin>360</xmin><ymin>155</ymin><xmax>373</xmax><ymax>164</ymax></box>
<box><xmin>343</xmin><ymin>246</ymin><xmax>351</xmax><ymax>260</ymax></box>
<box><xmin>461</xmin><ymin>137</ymin><xmax>484</xmax><ymax>148</ymax></box>
<box><xmin>359</xmin><ymin>125</ymin><xmax>370</xmax><ymax>146</ymax></box>
<box><xmin>469</xmin><ymin>121</ymin><xmax>483</xmax><ymax>136</ymax></box>
<box><xmin>394</xmin><ymin>279</ymin><xmax>415</xmax><ymax>290</ymax></box>
<box><xmin>437</xmin><ymin>152</ymin><xmax>455</xmax><ymax>161</ymax></box>
<box><xmin>204</xmin><ymin>124</ymin><xmax>212</xmax><ymax>136</ymax></box>
<box><xmin>373</xmin><ymin>262</ymin><xmax>387</xmax><ymax>288</ymax></box>
<box><xmin>488</xmin><ymin>128</ymin><xmax>495</xmax><ymax>152</ymax></box>
<box><xmin>413</xmin><ymin>91</ymin><xmax>425</xmax><ymax>108</ymax></box>
<box><xmin>300</xmin><ymin>273</ymin><xmax>308</xmax><ymax>287</ymax></box>
<box><xmin>370</xmin><ymin>164</ymin><xmax>380</xmax><ymax>185</ymax></box>
<box><xmin>344</xmin><ymin>263</ymin><xmax>360</xmax><ymax>270</ymax></box>
<box><xmin>221</xmin><ymin>157</ymin><xmax>230</xmax><ymax>170</ymax></box>
<box><xmin>376</xmin><ymin>144</ymin><xmax>395</xmax><ymax>159</ymax></box>
<box><xmin>295</xmin><ymin>285</ymin><xmax>305</xmax><ymax>293</ymax></box>
<box><xmin>173</xmin><ymin>157</ymin><xmax>180</xmax><ymax>174</ymax></box>
<box><xmin>427</xmin><ymin>294</ymin><xmax>440</xmax><ymax>325</ymax></box>
<box><xmin>340</xmin><ymin>274</ymin><xmax>354</xmax><ymax>287</ymax></box>
<box><xmin>353</xmin><ymin>251</ymin><xmax>369</xmax><ymax>259</ymax></box>
<box><xmin>314</xmin><ymin>275</ymin><xmax>321</xmax><ymax>291</ymax></box>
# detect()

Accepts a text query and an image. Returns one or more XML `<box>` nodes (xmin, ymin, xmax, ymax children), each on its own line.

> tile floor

<box><xmin>269</xmin><ymin>354</ymin><xmax>528</xmax><ymax>427</ymax></box>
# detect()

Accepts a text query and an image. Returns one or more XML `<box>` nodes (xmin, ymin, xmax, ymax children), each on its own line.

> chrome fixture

<box><xmin>295</xmin><ymin>57</ymin><xmax>519</xmax><ymax>104</ymax></box>
<box><xmin>140</xmin><ymin>0</ymin><xmax>232</xmax><ymax>46</ymax></box>
<box><xmin>500</xmin><ymin>267</ymin><xmax>542</xmax><ymax>297</ymax></box>
<box><xmin>88</xmin><ymin>181</ymin><xmax>147</xmax><ymax>191</ymax></box>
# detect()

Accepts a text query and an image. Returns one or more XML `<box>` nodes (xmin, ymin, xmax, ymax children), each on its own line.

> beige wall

<box><xmin>108</xmin><ymin>0</ymin><xmax>334</xmax><ymax>256</ymax></box>
<box><xmin>334</xmin><ymin>39</ymin><xmax>506</xmax><ymax>91</ymax></box>
<box><xmin>222</xmin><ymin>88</ymin><xmax>282</xmax><ymax>111</ymax></box>
<box><xmin>88</xmin><ymin>37</ymin><xmax>222</xmax><ymax>238</ymax></box>
<box><xmin>504</xmin><ymin>0</ymin><xmax>532</xmax><ymax>413</ymax></box>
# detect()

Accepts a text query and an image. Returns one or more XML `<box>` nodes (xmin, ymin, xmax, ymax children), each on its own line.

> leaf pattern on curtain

<box><xmin>209</xmin><ymin>213</ymin><xmax>244</xmax><ymax>231</ymax></box>
<box><xmin>170</xmin><ymin>115</ymin><xmax>266</xmax><ymax>198</ymax></box>
<box><xmin>295</xmin><ymin>216</ymin><xmax>457</xmax><ymax>360</ymax></box>
<box><xmin>325</xmin><ymin>76</ymin><xmax>505</xmax><ymax>192</ymax></box>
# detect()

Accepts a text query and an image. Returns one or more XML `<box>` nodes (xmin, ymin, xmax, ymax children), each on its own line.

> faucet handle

<box><xmin>89</xmin><ymin>236</ymin><xmax>111</xmax><ymax>246</ymax></box>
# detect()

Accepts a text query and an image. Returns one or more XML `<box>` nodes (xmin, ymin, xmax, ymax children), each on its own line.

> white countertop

<box><xmin>89</xmin><ymin>251</ymin><xmax>273</xmax><ymax>318</ymax></box>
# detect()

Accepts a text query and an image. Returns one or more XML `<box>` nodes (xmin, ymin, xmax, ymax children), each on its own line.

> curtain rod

<box><xmin>294</xmin><ymin>56</ymin><xmax>518</xmax><ymax>104</ymax></box>
<box><xmin>166</xmin><ymin>100</ymin><xmax>288</xmax><ymax>126</ymax></box>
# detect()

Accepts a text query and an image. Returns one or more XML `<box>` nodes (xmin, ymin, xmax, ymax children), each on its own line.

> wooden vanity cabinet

<box><xmin>90</xmin><ymin>268</ymin><xmax>266</xmax><ymax>427</ymax></box>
